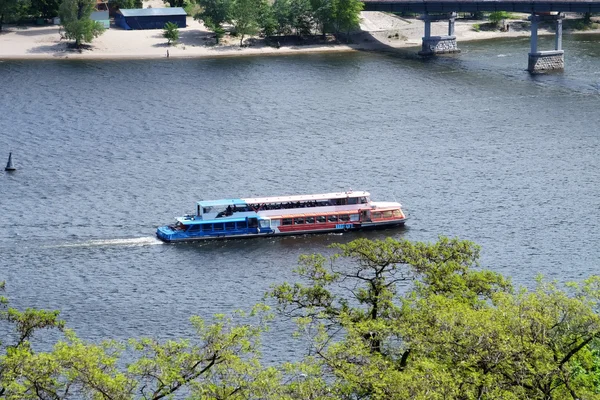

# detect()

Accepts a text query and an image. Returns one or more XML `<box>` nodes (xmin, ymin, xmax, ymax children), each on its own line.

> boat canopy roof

<box><xmin>197</xmin><ymin>191</ymin><xmax>370</xmax><ymax>208</ymax></box>
<box><xmin>197</xmin><ymin>199</ymin><xmax>248</xmax><ymax>208</ymax></box>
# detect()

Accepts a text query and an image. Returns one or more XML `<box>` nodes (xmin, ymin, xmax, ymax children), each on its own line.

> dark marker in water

<box><xmin>5</xmin><ymin>152</ymin><xmax>16</xmax><ymax>171</ymax></box>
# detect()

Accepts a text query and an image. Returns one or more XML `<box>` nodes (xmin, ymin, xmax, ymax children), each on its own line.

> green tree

<box><xmin>0</xmin><ymin>282</ymin><xmax>66</xmax><ymax>396</ymax></box>
<box><xmin>0</xmin><ymin>286</ymin><xmax>279</xmax><ymax>400</ymax></box>
<box><xmin>0</xmin><ymin>0</ymin><xmax>28</xmax><ymax>31</ymax></box>
<box><xmin>488</xmin><ymin>10</ymin><xmax>512</xmax><ymax>27</ymax></box>
<box><xmin>332</xmin><ymin>0</ymin><xmax>362</xmax><ymax>39</ymax></box>
<box><xmin>28</xmin><ymin>0</ymin><xmax>60</xmax><ymax>19</ymax></box>
<box><xmin>269</xmin><ymin>237</ymin><xmax>504</xmax><ymax>356</ymax></box>
<box><xmin>311</xmin><ymin>0</ymin><xmax>334</xmax><ymax>37</ymax></box>
<box><xmin>289</xmin><ymin>0</ymin><xmax>311</xmax><ymax>35</ymax></box>
<box><xmin>272</xmin><ymin>0</ymin><xmax>292</xmax><ymax>35</ymax></box>
<box><xmin>257</xmin><ymin>0</ymin><xmax>276</xmax><ymax>37</ymax></box>
<box><xmin>163</xmin><ymin>21</ymin><xmax>179</xmax><ymax>45</ymax></box>
<box><xmin>195</xmin><ymin>0</ymin><xmax>231</xmax><ymax>44</ymax></box>
<box><xmin>4</xmin><ymin>238</ymin><xmax>600</xmax><ymax>399</ymax></box>
<box><xmin>230</xmin><ymin>0</ymin><xmax>259</xmax><ymax>46</ymax></box>
<box><xmin>58</xmin><ymin>0</ymin><xmax>105</xmax><ymax>48</ymax></box>
<box><xmin>400</xmin><ymin>277</ymin><xmax>600</xmax><ymax>399</ymax></box>
<box><xmin>269</xmin><ymin>237</ymin><xmax>600</xmax><ymax>399</ymax></box>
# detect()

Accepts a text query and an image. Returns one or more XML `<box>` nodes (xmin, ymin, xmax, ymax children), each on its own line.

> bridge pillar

<box><xmin>418</xmin><ymin>12</ymin><xmax>460</xmax><ymax>56</ymax></box>
<box><xmin>528</xmin><ymin>13</ymin><xmax>564</xmax><ymax>73</ymax></box>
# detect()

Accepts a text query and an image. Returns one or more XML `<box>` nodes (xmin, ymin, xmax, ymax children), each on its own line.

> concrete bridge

<box><xmin>362</xmin><ymin>0</ymin><xmax>600</xmax><ymax>72</ymax></box>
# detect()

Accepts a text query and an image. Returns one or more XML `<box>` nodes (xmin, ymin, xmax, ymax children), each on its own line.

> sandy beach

<box><xmin>0</xmin><ymin>9</ymin><xmax>596</xmax><ymax>60</ymax></box>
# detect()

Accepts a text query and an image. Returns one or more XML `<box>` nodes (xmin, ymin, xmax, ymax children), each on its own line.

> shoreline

<box><xmin>1</xmin><ymin>12</ymin><xmax>599</xmax><ymax>61</ymax></box>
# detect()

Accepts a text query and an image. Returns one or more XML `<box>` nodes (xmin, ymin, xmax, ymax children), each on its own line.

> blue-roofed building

<box><xmin>115</xmin><ymin>7</ymin><xmax>187</xmax><ymax>30</ymax></box>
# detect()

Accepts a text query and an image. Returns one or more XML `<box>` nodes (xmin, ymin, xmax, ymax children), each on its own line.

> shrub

<box><xmin>163</xmin><ymin>21</ymin><xmax>180</xmax><ymax>45</ymax></box>
<box><xmin>488</xmin><ymin>11</ymin><xmax>512</xmax><ymax>26</ymax></box>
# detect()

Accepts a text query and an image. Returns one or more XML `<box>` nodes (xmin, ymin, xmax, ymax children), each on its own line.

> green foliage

<box><xmin>0</xmin><ymin>0</ymin><xmax>29</xmax><ymax>31</ymax></box>
<box><xmin>0</xmin><ymin>283</ymin><xmax>66</xmax><ymax>397</ymax></box>
<box><xmin>230</xmin><ymin>0</ymin><xmax>259</xmax><ymax>45</ymax></box>
<box><xmin>163</xmin><ymin>21</ymin><xmax>180</xmax><ymax>45</ymax></box>
<box><xmin>191</xmin><ymin>0</ymin><xmax>363</xmax><ymax>41</ymax></box>
<box><xmin>400</xmin><ymin>277</ymin><xmax>600</xmax><ymax>398</ymax></box>
<box><xmin>270</xmin><ymin>237</ymin><xmax>600</xmax><ymax>399</ymax></box>
<box><xmin>289</xmin><ymin>0</ymin><xmax>311</xmax><ymax>35</ymax></box>
<box><xmin>28</xmin><ymin>0</ymin><xmax>60</xmax><ymax>19</ymax></box>
<box><xmin>0</xmin><ymin>285</ymin><xmax>276</xmax><ymax>399</ymax></box>
<box><xmin>271</xmin><ymin>0</ymin><xmax>292</xmax><ymax>35</ymax></box>
<box><xmin>488</xmin><ymin>10</ymin><xmax>513</xmax><ymax>26</ymax></box>
<box><xmin>194</xmin><ymin>0</ymin><xmax>231</xmax><ymax>43</ymax></box>
<box><xmin>473</xmin><ymin>23</ymin><xmax>480</xmax><ymax>32</ymax></box>
<box><xmin>311</xmin><ymin>0</ymin><xmax>334</xmax><ymax>37</ymax></box>
<box><xmin>3</xmin><ymin>238</ymin><xmax>600</xmax><ymax>399</ymax></box>
<box><xmin>185</xmin><ymin>1</ymin><xmax>201</xmax><ymax>16</ymax></box>
<box><xmin>256</xmin><ymin>0</ymin><xmax>276</xmax><ymax>37</ymax></box>
<box><xmin>331</xmin><ymin>0</ymin><xmax>362</xmax><ymax>36</ymax></box>
<box><xmin>58</xmin><ymin>0</ymin><xmax>105</xmax><ymax>47</ymax></box>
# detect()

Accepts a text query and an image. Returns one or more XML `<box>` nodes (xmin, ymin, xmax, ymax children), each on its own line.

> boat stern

<box><xmin>156</xmin><ymin>226</ymin><xmax>181</xmax><ymax>242</ymax></box>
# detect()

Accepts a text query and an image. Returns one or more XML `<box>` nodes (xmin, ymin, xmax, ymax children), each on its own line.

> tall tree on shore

<box><xmin>272</xmin><ymin>0</ymin><xmax>292</xmax><ymax>36</ymax></box>
<box><xmin>256</xmin><ymin>0</ymin><xmax>276</xmax><ymax>37</ymax></box>
<box><xmin>194</xmin><ymin>0</ymin><xmax>231</xmax><ymax>44</ymax></box>
<box><xmin>332</xmin><ymin>0</ymin><xmax>362</xmax><ymax>39</ymax></box>
<box><xmin>0</xmin><ymin>0</ymin><xmax>28</xmax><ymax>32</ymax></box>
<box><xmin>58</xmin><ymin>0</ymin><xmax>105</xmax><ymax>48</ymax></box>
<box><xmin>230</xmin><ymin>0</ymin><xmax>259</xmax><ymax>46</ymax></box>
<box><xmin>289</xmin><ymin>0</ymin><xmax>311</xmax><ymax>35</ymax></box>
<box><xmin>311</xmin><ymin>0</ymin><xmax>334</xmax><ymax>37</ymax></box>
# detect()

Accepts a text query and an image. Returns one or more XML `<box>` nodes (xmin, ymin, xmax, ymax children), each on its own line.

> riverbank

<box><xmin>0</xmin><ymin>11</ymin><xmax>598</xmax><ymax>60</ymax></box>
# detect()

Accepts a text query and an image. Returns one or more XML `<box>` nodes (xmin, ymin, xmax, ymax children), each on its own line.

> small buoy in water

<box><xmin>5</xmin><ymin>152</ymin><xmax>16</xmax><ymax>171</ymax></box>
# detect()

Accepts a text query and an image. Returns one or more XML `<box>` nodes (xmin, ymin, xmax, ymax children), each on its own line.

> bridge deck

<box><xmin>362</xmin><ymin>1</ymin><xmax>600</xmax><ymax>13</ymax></box>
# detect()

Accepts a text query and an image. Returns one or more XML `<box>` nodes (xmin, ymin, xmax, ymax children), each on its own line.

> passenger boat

<box><xmin>156</xmin><ymin>190</ymin><xmax>406</xmax><ymax>242</ymax></box>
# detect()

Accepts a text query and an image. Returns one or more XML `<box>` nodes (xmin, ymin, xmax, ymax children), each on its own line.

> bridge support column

<box><xmin>418</xmin><ymin>12</ymin><xmax>460</xmax><ymax>56</ymax></box>
<box><xmin>528</xmin><ymin>13</ymin><xmax>564</xmax><ymax>73</ymax></box>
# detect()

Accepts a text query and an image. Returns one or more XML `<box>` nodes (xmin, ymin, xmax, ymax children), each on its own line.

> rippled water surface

<box><xmin>1</xmin><ymin>35</ymin><xmax>599</xmax><ymax>357</ymax></box>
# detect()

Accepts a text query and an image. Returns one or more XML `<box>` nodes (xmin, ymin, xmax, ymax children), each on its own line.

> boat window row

<box><xmin>186</xmin><ymin>220</ymin><xmax>250</xmax><ymax>232</ymax></box>
<box><xmin>372</xmin><ymin>210</ymin><xmax>403</xmax><ymax>219</ymax></box>
<box><xmin>203</xmin><ymin>196</ymin><xmax>370</xmax><ymax>217</ymax></box>
<box><xmin>279</xmin><ymin>213</ymin><xmax>359</xmax><ymax>226</ymax></box>
<box><xmin>250</xmin><ymin>196</ymin><xmax>368</xmax><ymax>211</ymax></box>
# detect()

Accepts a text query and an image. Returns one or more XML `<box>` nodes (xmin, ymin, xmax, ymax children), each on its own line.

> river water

<box><xmin>0</xmin><ymin>34</ymin><xmax>599</xmax><ymax>358</ymax></box>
